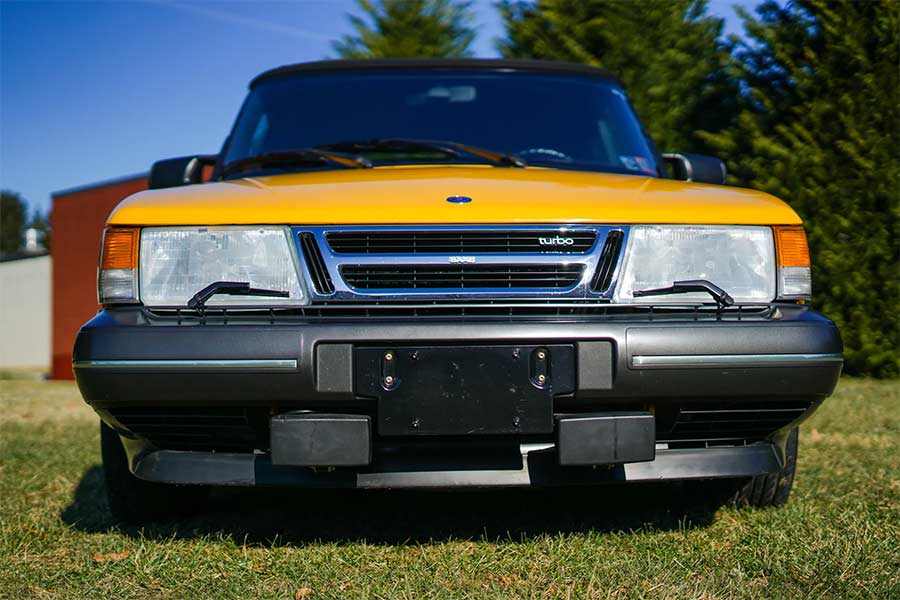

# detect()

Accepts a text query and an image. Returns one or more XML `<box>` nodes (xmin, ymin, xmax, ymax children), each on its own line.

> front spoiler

<box><xmin>128</xmin><ymin>440</ymin><xmax>782</xmax><ymax>489</ymax></box>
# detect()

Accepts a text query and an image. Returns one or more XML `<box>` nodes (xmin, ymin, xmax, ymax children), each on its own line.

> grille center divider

<box><xmin>340</xmin><ymin>264</ymin><xmax>585</xmax><ymax>290</ymax></box>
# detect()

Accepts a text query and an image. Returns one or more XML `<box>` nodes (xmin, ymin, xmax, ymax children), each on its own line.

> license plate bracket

<box><xmin>355</xmin><ymin>344</ymin><xmax>575</xmax><ymax>436</ymax></box>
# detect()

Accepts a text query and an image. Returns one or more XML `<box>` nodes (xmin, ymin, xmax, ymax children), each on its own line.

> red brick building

<box><xmin>51</xmin><ymin>175</ymin><xmax>147</xmax><ymax>379</ymax></box>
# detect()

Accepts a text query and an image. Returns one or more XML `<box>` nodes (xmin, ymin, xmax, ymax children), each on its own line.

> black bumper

<box><xmin>73</xmin><ymin>305</ymin><xmax>842</xmax><ymax>487</ymax></box>
<box><xmin>75</xmin><ymin>306</ymin><xmax>842</xmax><ymax>405</ymax></box>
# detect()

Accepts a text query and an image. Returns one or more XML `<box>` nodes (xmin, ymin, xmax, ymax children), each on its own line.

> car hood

<box><xmin>107</xmin><ymin>165</ymin><xmax>801</xmax><ymax>226</ymax></box>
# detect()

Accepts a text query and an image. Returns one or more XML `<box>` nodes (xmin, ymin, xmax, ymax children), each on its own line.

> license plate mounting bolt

<box><xmin>531</xmin><ymin>348</ymin><xmax>550</xmax><ymax>388</ymax></box>
<box><xmin>381</xmin><ymin>350</ymin><xmax>399</xmax><ymax>390</ymax></box>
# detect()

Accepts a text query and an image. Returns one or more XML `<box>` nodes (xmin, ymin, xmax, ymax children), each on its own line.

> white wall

<box><xmin>0</xmin><ymin>255</ymin><xmax>51</xmax><ymax>368</ymax></box>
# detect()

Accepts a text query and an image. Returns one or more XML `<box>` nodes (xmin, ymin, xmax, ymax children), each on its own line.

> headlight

<box><xmin>139</xmin><ymin>227</ymin><xmax>306</xmax><ymax>307</ymax></box>
<box><xmin>613</xmin><ymin>225</ymin><xmax>776</xmax><ymax>304</ymax></box>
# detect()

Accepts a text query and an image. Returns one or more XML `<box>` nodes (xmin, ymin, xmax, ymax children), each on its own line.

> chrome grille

<box><xmin>327</xmin><ymin>230</ymin><xmax>597</xmax><ymax>254</ymax></box>
<box><xmin>293</xmin><ymin>226</ymin><xmax>629</xmax><ymax>301</ymax></box>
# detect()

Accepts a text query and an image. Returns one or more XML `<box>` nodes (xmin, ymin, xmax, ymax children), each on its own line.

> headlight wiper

<box><xmin>187</xmin><ymin>281</ymin><xmax>289</xmax><ymax>311</ymax></box>
<box><xmin>633</xmin><ymin>279</ymin><xmax>735</xmax><ymax>310</ymax></box>
<box><xmin>315</xmin><ymin>138</ymin><xmax>527</xmax><ymax>168</ymax></box>
<box><xmin>222</xmin><ymin>149</ymin><xmax>372</xmax><ymax>177</ymax></box>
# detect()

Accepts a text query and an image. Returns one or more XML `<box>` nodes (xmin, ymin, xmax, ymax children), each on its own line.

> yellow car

<box><xmin>73</xmin><ymin>59</ymin><xmax>843</xmax><ymax>523</ymax></box>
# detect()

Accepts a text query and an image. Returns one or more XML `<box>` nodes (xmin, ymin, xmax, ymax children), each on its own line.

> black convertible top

<box><xmin>250</xmin><ymin>58</ymin><xmax>619</xmax><ymax>89</ymax></box>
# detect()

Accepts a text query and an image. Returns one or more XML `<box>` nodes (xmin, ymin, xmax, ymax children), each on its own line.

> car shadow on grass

<box><xmin>61</xmin><ymin>465</ymin><xmax>726</xmax><ymax>545</ymax></box>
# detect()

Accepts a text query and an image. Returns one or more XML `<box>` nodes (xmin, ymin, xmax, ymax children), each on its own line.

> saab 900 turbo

<box><xmin>73</xmin><ymin>59</ymin><xmax>842</xmax><ymax>522</ymax></box>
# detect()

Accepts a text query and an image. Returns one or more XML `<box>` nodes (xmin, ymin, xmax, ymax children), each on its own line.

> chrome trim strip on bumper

<box><xmin>631</xmin><ymin>353</ymin><xmax>844</xmax><ymax>368</ymax></box>
<box><xmin>73</xmin><ymin>359</ymin><xmax>298</xmax><ymax>370</ymax></box>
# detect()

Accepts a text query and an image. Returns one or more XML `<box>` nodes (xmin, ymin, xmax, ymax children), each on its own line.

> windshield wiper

<box><xmin>633</xmin><ymin>279</ymin><xmax>735</xmax><ymax>310</ymax></box>
<box><xmin>442</xmin><ymin>139</ymin><xmax>527</xmax><ymax>168</ymax></box>
<box><xmin>222</xmin><ymin>149</ymin><xmax>372</xmax><ymax>177</ymax></box>
<box><xmin>315</xmin><ymin>138</ymin><xmax>527</xmax><ymax>168</ymax></box>
<box><xmin>187</xmin><ymin>281</ymin><xmax>289</xmax><ymax>311</ymax></box>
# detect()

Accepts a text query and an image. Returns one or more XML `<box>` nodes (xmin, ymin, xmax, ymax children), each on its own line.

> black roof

<box><xmin>250</xmin><ymin>58</ymin><xmax>619</xmax><ymax>89</ymax></box>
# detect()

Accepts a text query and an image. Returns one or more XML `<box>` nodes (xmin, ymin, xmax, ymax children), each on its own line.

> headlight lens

<box><xmin>140</xmin><ymin>227</ymin><xmax>305</xmax><ymax>306</ymax></box>
<box><xmin>614</xmin><ymin>225</ymin><xmax>776</xmax><ymax>304</ymax></box>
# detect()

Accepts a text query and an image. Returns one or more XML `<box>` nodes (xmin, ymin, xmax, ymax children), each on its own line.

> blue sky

<box><xmin>1</xmin><ymin>0</ymin><xmax>756</xmax><ymax>215</ymax></box>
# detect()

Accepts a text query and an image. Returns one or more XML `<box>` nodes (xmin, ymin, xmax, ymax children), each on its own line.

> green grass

<box><xmin>0</xmin><ymin>367</ymin><xmax>46</xmax><ymax>381</ymax></box>
<box><xmin>1</xmin><ymin>378</ymin><xmax>897</xmax><ymax>599</ymax></box>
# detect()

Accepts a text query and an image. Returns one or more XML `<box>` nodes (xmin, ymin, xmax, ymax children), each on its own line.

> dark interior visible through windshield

<box><xmin>222</xmin><ymin>70</ymin><xmax>660</xmax><ymax>177</ymax></box>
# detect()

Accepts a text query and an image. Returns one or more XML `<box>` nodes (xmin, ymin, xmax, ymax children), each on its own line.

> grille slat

<box><xmin>661</xmin><ymin>402</ymin><xmax>812</xmax><ymax>443</ymax></box>
<box><xmin>299</xmin><ymin>232</ymin><xmax>335</xmax><ymax>294</ymax></box>
<box><xmin>113</xmin><ymin>423</ymin><xmax>255</xmax><ymax>431</ymax></box>
<box><xmin>591</xmin><ymin>230</ymin><xmax>625</xmax><ymax>292</ymax></box>
<box><xmin>327</xmin><ymin>230</ymin><xmax>597</xmax><ymax>254</ymax></box>
<box><xmin>147</xmin><ymin>303</ymin><xmax>776</xmax><ymax>322</ymax></box>
<box><xmin>110</xmin><ymin>408</ymin><xmax>266</xmax><ymax>452</ymax></box>
<box><xmin>340</xmin><ymin>264</ymin><xmax>585</xmax><ymax>290</ymax></box>
<box><xmin>679</xmin><ymin>408</ymin><xmax>806</xmax><ymax>415</ymax></box>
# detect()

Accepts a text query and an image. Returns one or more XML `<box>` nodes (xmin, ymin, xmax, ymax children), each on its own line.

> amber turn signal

<box><xmin>100</xmin><ymin>227</ymin><xmax>140</xmax><ymax>270</ymax></box>
<box><xmin>774</xmin><ymin>226</ymin><xmax>810</xmax><ymax>267</ymax></box>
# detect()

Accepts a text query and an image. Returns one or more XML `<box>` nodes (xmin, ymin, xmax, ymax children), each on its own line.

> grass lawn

<box><xmin>1</xmin><ymin>377</ymin><xmax>897</xmax><ymax>599</ymax></box>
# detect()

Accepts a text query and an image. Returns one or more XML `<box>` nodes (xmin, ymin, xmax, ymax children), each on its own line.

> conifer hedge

<box><xmin>499</xmin><ymin>0</ymin><xmax>899</xmax><ymax>376</ymax></box>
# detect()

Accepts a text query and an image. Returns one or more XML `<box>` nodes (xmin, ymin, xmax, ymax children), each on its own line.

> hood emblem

<box><xmin>446</xmin><ymin>195</ymin><xmax>472</xmax><ymax>204</ymax></box>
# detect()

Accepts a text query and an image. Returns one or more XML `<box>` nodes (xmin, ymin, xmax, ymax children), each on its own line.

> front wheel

<box><xmin>729</xmin><ymin>427</ymin><xmax>799</xmax><ymax>508</ymax></box>
<box><xmin>100</xmin><ymin>421</ymin><xmax>208</xmax><ymax>523</ymax></box>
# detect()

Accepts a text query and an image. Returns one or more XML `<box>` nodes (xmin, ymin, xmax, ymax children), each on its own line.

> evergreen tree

<box><xmin>333</xmin><ymin>0</ymin><xmax>476</xmax><ymax>58</ymax></box>
<box><xmin>701</xmin><ymin>1</ymin><xmax>899</xmax><ymax>377</ymax></box>
<box><xmin>497</xmin><ymin>0</ymin><xmax>736</xmax><ymax>152</ymax></box>
<box><xmin>0</xmin><ymin>191</ymin><xmax>26</xmax><ymax>257</ymax></box>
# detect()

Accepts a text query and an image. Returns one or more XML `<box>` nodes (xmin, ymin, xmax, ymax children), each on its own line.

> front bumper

<box><xmin>74</xmin><ymin>304</ymin><xmax>842</xmax><ymax>488</ymax></box>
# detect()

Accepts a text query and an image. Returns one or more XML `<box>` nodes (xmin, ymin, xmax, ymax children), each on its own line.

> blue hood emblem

<box><xmin>446</xmin><ymin>195</ymin><xmax>472</xmax><ymax>204</ymax></box>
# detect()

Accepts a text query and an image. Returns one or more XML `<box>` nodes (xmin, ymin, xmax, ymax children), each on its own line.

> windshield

<box><xmin>223</xmin><ymin>70</ymin><xmax>659</xmax><ymax>177</ymax></box>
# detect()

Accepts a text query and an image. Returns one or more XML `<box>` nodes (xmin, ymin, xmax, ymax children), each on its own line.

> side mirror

<box><xmin>148</xmin><ymin>155</ymin><xmax>218</xmax><ymax>190</ymax></box>
<box><xmin>662</xmin><ymin>153</ymin><xmax>727</xmax><ymax>185</ymax></box>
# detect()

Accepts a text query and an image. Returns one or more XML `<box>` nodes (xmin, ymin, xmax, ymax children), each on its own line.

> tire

<box><xmin>729</xmin><ymin>427</ymin><xmax>799</xmax><ymax>508</ymax></box>
<box><xmin>100</xmin><ymin>421</ymin><xmax>208</xmax><ymax>523</ymax></box>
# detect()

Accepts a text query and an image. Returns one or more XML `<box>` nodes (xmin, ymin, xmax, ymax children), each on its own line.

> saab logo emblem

<box><xmin>449</xmin><ymin>256</ymin><xmax>476</xmax><ymax>264</ymax></box>
<box><xmin>539</xmin><ymin>236</ymin><xmax>575</xmax><ymax>246</ymax></box>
